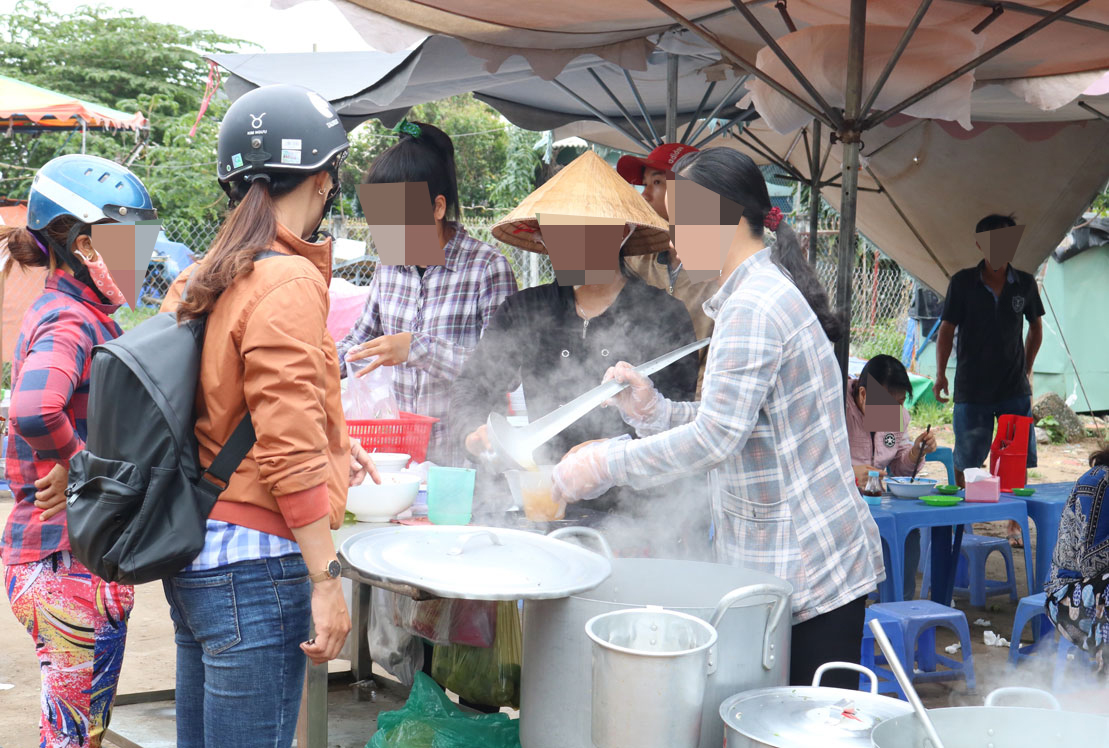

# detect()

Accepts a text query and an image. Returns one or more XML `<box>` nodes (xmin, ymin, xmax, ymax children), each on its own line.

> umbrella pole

<box><xmin>666</xmin><ymin>53</ymin><xmax>679</xmax><ymax>143</ymax></box>
<box><xmin>808</xmin><ymin>121</ymin><xmax>822</xmax><ymax>266</ymax></box>
<box><xmin>834</xmin><ymin>0</ymin><xmax>867</xmax><ymax>378</ymax></box>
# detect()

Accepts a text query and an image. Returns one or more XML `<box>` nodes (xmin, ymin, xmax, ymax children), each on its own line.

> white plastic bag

<box><xmin>369</xmin><ymin>588</ymin><xmax>424</xmax><ymax>686</ymax></box>
<box><xmin>344</xmin><ymin>358</ymin><xmax>399</xmax><ymax>420</ymax></box>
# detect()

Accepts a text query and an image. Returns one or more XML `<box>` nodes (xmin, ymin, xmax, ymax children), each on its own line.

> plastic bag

<box><xmin>345</xmin><ymin>358</ymin><xmax>399</xmax><ymax>420</ymax></box>
<box><xmin>369</xmin><ymin>588</ymin><xmax>424</xmax><ymax>687</ymax></box>
<box><xmin>431</xmin><ymin>600</ymin><xmax>522</xmax><ymax>709</ymax></box>
<box><xmin>390</xmin><ymin>595</ymin><xmax>497</xmax><ymax>648</ymax></box>
<box><xmin>368</xmin><ymin>671</ymin><xmax>521</xmax><ymax>748</ymax></box>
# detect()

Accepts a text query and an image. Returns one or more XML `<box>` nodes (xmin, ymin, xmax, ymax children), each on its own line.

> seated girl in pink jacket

<box><xmin>846</xmin><ymin>355</ymin><xmax>936</xmax><ymax>598</ymax></box>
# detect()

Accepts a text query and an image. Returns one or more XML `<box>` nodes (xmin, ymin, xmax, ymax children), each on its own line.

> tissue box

<box><xmin>965</xmin><ymin>474</ymin><xmax>1000</xmax><ymax>502</ymax></box>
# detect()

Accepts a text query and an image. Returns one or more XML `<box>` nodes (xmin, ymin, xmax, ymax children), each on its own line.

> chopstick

<box><xmin>910</xmin><ymin>425</ymin><xmax>931</xmax><ymax>482</ymax></box>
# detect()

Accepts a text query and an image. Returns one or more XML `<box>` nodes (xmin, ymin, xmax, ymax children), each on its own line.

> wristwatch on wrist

<box><xmin>309</xmin><ymin>559</ymin><xmax>341</xmax><ymax>584</ymax></box>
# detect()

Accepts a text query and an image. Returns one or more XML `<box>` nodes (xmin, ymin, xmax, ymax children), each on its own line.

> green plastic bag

<box><xmin>367</xmin><ymin>672</ymin><xmax>521</xmax><ymax>748</ymax></box>
<box><xmin>431</xmin><ymin>600</ymin><xmax>522</xmax><ymax>708</ymax></box>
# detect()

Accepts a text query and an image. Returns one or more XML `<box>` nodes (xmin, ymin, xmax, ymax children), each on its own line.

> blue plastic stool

<box><xmin>1009</xmin><ymin>592</ymin><xmax>1055</xmax><ymax>665</ymax></box>
<box><xmin>1053</xmin><ymin>637</ymin><xmax>1099</xmax><ymax>694</ymax></box>
<box><xmin>860</xmin><ymin>612</ymin><xmax>908</xmax><ymax>697</ymax></box>
<box><xmin>864</xmin><ymin>601</ymin><xmax>976</xmax><ymax>697</ymax></box>
<box><xmin>953</xmin><ymin>533</ymin><xmax>1018</xmax><ymax>606</ymax></box>
<box><xmin>925</xmin><ymin>447</ymin><xmax>956</xmax><ymax>485</ymax></box>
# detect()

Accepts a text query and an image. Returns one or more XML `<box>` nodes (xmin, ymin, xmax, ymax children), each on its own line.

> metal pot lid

<box><xmin>720</xmin><ymin>685</ymin><xmax>913</xmax><ymax>747</ymax></box>
<box><xmin>339</xmin><ymin>525</ymin><xmax>612</xmax><ymax>600</ymax></box>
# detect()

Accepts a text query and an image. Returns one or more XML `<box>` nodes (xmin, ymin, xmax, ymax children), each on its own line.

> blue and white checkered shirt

<box><xmin>606</xmin><ymin>249</ymin><xmax>885</xmax><ymax>624</ymax></box>
<box><xmin>185</xmin><ymin>520</ymin><xmax>300</xmax><ymax>572</ymax></box>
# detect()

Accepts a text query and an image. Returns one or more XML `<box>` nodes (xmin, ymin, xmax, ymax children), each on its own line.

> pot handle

<box><xmin>447</xmin><ymin>530</ymin><xmax>503</xmax><ymax>556</ymax></box>
<box><xmin>709</xmin><ymin>583</ymin><xmax>791</xmax><ymax>671</ymax></box>
<box><xmin>983</xmin><ymin>687</ymin><xmax>1061</xmax><ymax>711</ymax></box>
<box><xmin>547</xmin><ymin>526</ymin><xmax>615</xmax><ymax>560</ymax></box>
<box><xmin>812</xmin><ymin>662</ymin><xmax>879</xmax><ymax>694</ymax></box>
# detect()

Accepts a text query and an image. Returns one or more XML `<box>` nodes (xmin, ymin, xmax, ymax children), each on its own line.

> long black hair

<box><xmin>364</xmin><ymin>121</ymin><xmax>461</xmax><ymax>222</ymax></box>
<box><xmin>673</xmin><ymin>148</ymin><xmax>845</xmax><ymax>342</ymax></box>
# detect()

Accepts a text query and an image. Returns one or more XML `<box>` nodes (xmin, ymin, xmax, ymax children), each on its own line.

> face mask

<box><xmin>83</xmin><ymin>254</ymin><xmax>127</xmax><ymax>306</ymax></box>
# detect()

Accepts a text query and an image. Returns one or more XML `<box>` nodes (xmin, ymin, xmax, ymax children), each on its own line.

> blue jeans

<box><xmin>952</xmin><ymin>395</ymin><xmax>1038</xmax><ymax>473</ymax></box>
<box><xmin>163</xmin><ymin>556</ymin><xmax>311</xmax><ymax>748</ymax></box>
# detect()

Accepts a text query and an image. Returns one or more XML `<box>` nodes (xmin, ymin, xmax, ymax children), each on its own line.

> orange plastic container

<box><xmin>347</xmin><ymin>412</ymin><xmax>439</xmax><ymax>464</ymax></box>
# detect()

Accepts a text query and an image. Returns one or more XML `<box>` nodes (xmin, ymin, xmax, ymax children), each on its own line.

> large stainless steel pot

<box><xmin>721</xmin><ymin>662</ymin><xmax>913</xmax><ymax>748</ymax></box>
<box><xmin>870</xmin><ymin>687</ymin><xmax>1109</xmax><ymax>747</ymax></box>
<box><xmin>519</xmin><ymin>527</ymin><xmax>792</xmax><ymax>748</ymax></box>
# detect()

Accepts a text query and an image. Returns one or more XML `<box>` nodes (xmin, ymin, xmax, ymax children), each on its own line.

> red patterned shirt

<box><xmin>2</xmin><ymin>270</ymin><xmax>121</xmax><ymax>565</ymax></box>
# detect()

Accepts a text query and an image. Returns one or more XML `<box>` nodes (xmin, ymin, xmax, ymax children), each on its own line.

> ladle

<box><xmin>486</xmin><ymin>337</ymin><xmax>710</xmax><ymax>471</ymax></box>
<box><xmin>868</xmin><ymin>618</ymin><xmax>947</xmax><ymax>748</ymax></box>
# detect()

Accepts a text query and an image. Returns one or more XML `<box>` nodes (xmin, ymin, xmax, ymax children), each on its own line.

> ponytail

<box><xmin>177</xmin><ymin>172</ymin><xmax>308</xmax><ymax>321</ymax></box>
<box><xmin>0</xmin><ymin>216</ymin><xmax>86</xmax><ymax>278</ymax></box>
<box><xmin>769</xmin><ymin>221</ymin><xmax>845</xmax><ymax>343</ymax></box>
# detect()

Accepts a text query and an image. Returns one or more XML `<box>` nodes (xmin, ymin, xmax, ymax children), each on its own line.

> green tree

<box><xmin>0</xmin><ymin>1</ymin><xmax>248</xmax><ymax>226</ymax></box>
<box><xmin>337</xmin><ymin>94</ymin><xmax>519</xmax><ymax>219</ymax></box>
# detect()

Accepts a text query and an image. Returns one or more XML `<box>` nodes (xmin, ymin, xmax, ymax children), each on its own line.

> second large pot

<box><xmin>519</xmin><ymin>528</ymin><xmax>792</xmax><ymax>748</ymax></box>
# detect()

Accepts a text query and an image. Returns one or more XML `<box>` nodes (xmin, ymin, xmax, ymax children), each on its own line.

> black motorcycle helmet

<box><xmin>217</xmin><ymin>83</ymin><xmax>349</xmax><ymax>208</ymax></box>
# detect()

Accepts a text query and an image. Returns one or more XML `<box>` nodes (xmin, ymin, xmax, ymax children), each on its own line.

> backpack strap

<box><xmin>193</xmin><ymin>249</ymin><xmax>291</xmax><ymax>500</ymax></box>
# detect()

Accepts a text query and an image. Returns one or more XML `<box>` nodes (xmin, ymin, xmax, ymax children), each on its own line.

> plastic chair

<box><xmin>920</xmin><ymin>526</ymin><xmax>1017</xmax><ymax>606</ymax></box>
<box><xmin>925</xmin><ymin>446</ymin><xmax>956</xmax><ymax>485</ymax></box>
<box><xmin>1009</xmin><ymin>592</ymin><xmax>1055</xmax><ymax>665</ymax></box>
<box><xmin>862</xmin><ymin>601</ymin><xmax>976</xmax><ymax>698</ymax></box>
<box><xmin>1053</xmin><ymin>637</ymin><xmax>1099</xmax><ymax>694</ymax></box>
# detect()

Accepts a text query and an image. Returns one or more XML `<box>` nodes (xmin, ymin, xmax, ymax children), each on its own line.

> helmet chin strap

<box><xmin>308</xmin><ymin>166</ymin><xmax>342</xmax><ymax>243</ymax></box>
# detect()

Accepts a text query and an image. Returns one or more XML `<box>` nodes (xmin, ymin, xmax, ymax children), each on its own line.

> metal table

<box><xmin>868</xmin><ymin>496</ymin><xmax>1034</xmax><ymax>605</ymax></box>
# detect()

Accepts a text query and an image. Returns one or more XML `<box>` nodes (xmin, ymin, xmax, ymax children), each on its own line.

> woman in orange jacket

<box><xmin>159</xmin><ymin>84</ymin><xmax>377</xmax><ymax>748</ymax></box>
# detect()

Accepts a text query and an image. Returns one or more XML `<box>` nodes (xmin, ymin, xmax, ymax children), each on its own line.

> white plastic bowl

<box><xmin>346</xmin><ymin>472</ymin><xmax>420</xmax><ymax>522</ymax></box>
<box><xmin>367</xmin><ymin>452</ymin><xmax>410</xmax><ymax>473</ymax></box>
<box><xmin>886</xmin><ymin>476</ymin><xmax>938</xmax><ymax>499</ymax></box>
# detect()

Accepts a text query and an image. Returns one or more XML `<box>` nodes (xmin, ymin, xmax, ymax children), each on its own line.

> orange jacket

<box><xmin>162</xmin><ymin>223</ymin><xmax>349</xmax><ymax>539</ymax></box>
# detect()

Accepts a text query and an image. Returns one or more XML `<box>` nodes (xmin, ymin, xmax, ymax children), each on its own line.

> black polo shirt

<box><xmin>940</xmin><ymin>261</ymin><xmax>1044</xmax><ymax>404</ymax></box>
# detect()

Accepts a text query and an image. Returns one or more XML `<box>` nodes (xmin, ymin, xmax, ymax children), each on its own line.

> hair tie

<box><xmin>392</xmin><ymin>118</ymin><xmax>422</xmax><ymax>139</ymax></box>
<box><xmin>29</xmin><ymin>230</ymin><xmax>49</xmax><ymax>257</ymax></box>
<box><xmin>763</xmin><ymin>206</ymin><xmax>783</xmax><ymax>231</ymax></box>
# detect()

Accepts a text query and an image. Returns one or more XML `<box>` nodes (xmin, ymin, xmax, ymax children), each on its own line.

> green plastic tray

<box><xmin>920</xmin><ymin>495</ymin><xmax>964</xmax><ymax>507</ymax></box>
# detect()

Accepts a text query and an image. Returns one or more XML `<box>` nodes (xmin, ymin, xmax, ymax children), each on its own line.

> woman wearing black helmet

<box><xmin>160</xmin><ymin>84</ymin><xmax>377</xmax><ymax>747</ymax></box>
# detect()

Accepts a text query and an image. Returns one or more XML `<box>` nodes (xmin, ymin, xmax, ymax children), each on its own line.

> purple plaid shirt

<box><xmin>337</xmin><ymin>223</ymin><xmax>517</xmax><ymax>466</ymax></box>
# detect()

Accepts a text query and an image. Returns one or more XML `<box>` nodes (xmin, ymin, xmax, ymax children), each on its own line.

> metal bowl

<box><xmin>886</xmin><ymin>477</ymin><xmax>938</xmax><ymax>499</ymax></box>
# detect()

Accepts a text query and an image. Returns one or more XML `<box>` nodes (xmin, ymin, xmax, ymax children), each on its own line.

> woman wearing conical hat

<box><xmin>448</xmin><ymin>151</ymin><xmax>698</xmax><ymax>523</ymax></box>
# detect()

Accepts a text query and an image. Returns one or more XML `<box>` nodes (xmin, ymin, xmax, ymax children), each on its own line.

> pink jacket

<box><xmin>845</xmin><ymin>378</ymin><xmax>917</xmax><ymax>476</ymax></box>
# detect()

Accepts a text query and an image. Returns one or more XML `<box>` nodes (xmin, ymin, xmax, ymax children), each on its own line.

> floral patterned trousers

<box><xmin>4</xmin><ymin>551</ymin><xmax>135</xmax><ymax>748</ymax></box>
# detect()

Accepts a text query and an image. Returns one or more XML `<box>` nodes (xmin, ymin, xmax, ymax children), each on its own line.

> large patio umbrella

<box><xmin>256</xmin><ymin>0</ymin><xmax>1109</xmax><ymax>372</ymax></box>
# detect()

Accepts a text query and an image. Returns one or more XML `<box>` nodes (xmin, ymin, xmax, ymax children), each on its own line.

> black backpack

<box><xmin>66</xmin><ymin>252</ymin><xmax>281</xmax><ymax>584</ymax></box>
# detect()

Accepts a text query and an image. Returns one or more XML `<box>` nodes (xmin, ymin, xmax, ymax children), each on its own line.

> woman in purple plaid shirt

<box><xmin>2</xmin><ymin>155</ymin><xmax>156</xmax><ymax>748</ymax></box>
<box><xmin>339</xmin><ymin>122</ymin><xmax>517</xmax><ymax>467</ymax></box>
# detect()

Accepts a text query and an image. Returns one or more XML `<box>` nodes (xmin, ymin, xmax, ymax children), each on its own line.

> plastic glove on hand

<box><xmin>552</xmin><ymin>439</ymin><xmax>616</xmax><ymax>504</ymax></box>
<box><xmin>602</xmin><ymin>361</ymin><xmax>666</xmax><ymax>432</ymax></box>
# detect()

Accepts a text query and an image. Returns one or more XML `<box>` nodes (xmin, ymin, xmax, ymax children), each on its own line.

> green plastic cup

<box><xmin>427</xmin><ymin>466</ymin><xmax>477</xmax><ymax>525</ymax></box>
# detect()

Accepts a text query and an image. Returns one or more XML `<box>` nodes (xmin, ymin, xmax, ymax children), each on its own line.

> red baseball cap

<box><xmin>616</xmin><ymin>143</ymin><xmax>700</xmax><ymax>186</ymax></box>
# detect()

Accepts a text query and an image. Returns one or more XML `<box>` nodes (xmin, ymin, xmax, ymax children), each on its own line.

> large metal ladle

<box><xmin>867</xmin><ymin>618</ymin><xmax>947</xmax><ymax>748</ymax></box>
<box><xmin>486</xmin><ymin>337</ymin><xmax>710</xmax><ymax>471</ymax></box>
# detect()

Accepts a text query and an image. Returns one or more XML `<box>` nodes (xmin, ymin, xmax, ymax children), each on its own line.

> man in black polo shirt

<box><xmin>932</xmin><ymin>214</ymin><xmax>1044</xmax><ymax>491</ymax></box>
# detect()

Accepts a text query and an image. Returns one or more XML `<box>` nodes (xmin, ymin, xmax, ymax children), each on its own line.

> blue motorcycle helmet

<box><xmin>27</xmin><ymin>154</ymin><xmax>156</xmax><ymax>231</ymax></box>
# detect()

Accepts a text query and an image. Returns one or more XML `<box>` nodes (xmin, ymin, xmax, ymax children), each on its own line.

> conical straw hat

<box><xmin>493</xmin><ymin>150</ymin><xmax>669</xmax><ymax>256</ymax></box>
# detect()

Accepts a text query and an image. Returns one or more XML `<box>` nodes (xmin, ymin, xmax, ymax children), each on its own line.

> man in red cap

<box><xmin>617</xmin><ymin>143</ymin><xmax>716</xmax><ymax>394</ymax></box>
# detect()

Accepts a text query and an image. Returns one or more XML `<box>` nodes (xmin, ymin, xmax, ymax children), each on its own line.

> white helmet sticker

<box><xmin>308</xmin><ymin>91</ymin><xmax>335</xmax><ymax>119</ymax></box>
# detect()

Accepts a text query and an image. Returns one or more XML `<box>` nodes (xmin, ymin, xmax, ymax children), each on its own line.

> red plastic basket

<box><xmin>347</xmin><ymin>412</ymin><xmax>439</xmax><ymax>465</ymax></box>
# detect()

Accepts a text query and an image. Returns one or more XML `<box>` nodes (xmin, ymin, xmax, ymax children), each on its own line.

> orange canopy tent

<box><xmin>0</xmin><ymin>74</ymin><xmax>147</xmax><ymax>132</ymax></box>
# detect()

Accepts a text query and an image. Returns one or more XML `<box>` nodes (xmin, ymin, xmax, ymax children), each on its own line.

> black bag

<box><xmin>66</xmin><ymin>253</ymin><xmax>280</xmax><ymax>584</ymax></box>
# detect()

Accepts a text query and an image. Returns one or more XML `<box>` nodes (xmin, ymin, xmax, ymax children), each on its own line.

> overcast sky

<box><xmin>0</xmin><ymin>0</ymin><xmax>374</xmax><ymax>53</ymax></box>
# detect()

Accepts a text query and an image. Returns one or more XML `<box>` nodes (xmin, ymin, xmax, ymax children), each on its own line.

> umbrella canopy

<box><xmin>0</xmin><ymin>74</ymin><xmax>147</xmax><ymax>131</ymax></box>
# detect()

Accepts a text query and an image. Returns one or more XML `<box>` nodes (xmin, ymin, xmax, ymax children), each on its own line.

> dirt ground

<box><xmin>0</xmin><ymin>431</ymin><xmax>1100</xmax><ymax>746</ymax></box>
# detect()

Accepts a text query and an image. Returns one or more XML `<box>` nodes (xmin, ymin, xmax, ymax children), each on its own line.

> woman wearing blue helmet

<box><xmin>1</xmin><ymin>153</ymin><xmax>156</xmax><ymax>748</ymax></box>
